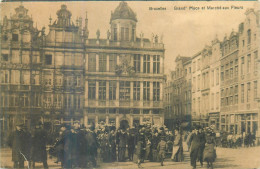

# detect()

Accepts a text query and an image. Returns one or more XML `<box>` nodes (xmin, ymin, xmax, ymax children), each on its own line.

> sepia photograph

<box><xmin>0</xmin><ymin>1</ymin><xmax>259</xmax><ymax>169</ymax></box>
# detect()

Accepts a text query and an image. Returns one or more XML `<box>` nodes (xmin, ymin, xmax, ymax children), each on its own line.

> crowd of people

<box><xmin>7</xmin><ymin>120</ymin><xmax>220</xmax><ymax>169</ymax></box>
<box><xmin>215</xmin><ymin>131</ymin><xmax>256</xmax><ymax>148</ymax></box>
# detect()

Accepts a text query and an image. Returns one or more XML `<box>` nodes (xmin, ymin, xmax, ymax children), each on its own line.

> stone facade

<box><xmin>0</xmin><ymin>2</ymin><xmax>165</xmax><ymax>132</ymax></box>
<box><xmin>164</xmin><ymin>56</ymin><xmax>192</xmax><ymax>129</ymax></box>
<box><xmin>165</xmin><ymin>8</ymin><xmax>259</xmax><ymax>138</ymax></box>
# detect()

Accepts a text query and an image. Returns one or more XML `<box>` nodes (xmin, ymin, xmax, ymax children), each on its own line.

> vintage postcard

<box><xmin>0</xmin><ymin>1</ymin><xmax>259</xmax><ymax>169</ymax></box>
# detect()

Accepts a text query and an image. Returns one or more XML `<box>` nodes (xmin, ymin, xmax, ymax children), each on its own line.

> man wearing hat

<box><xmin>7</xmin><ymin>121</ymin><xmax>28</xmax><ymax>169</ymax></box>
<box><xmin>197</xmin><ymin>126</ymin><xmax>206</xmax><ymax>167</ymax></box>
<box><xmin>189</xmin><ymin>126</ymin><xmax>201</xmax><ymax>169</ymax></box>
<box><xmin>31</xmin><ymin>122</ymin><xmax>48</xmax><ymax>169</ymax></box>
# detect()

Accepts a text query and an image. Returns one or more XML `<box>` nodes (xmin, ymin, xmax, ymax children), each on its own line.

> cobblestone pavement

<box><xmin>1</xmin><ymin>144</ymin><xmax>260</xmax><ymax>169</ymax></box>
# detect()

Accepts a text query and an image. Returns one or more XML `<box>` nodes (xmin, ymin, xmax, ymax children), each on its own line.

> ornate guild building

<box><xmin>0</xmin><ymin>2</ymin><xmax>165</xmax><ymax>132</ymax></box>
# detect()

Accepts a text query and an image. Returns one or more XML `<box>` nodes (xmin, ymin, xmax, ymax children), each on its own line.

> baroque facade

<box><xmin>164</xmin><ymin>56</ymin><xmax>192</xmax><ymax>129</ymax></box>
<box><xmin>0</xmin><ymin>2</ymin><xmax>165</xmax><ymax>132</ymax></box>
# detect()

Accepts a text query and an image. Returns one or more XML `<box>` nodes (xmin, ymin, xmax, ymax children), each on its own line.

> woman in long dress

<box><xmin>203</xmin><ymin>132</ymin><xmax>216</xmax><ymax>169</ymax></box>
<box><xmin>171</xmin><ymin>129</ymin><xmax>184</xmax><ymax>162</ymax></box>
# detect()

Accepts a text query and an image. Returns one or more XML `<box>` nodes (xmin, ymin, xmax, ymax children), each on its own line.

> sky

<box><xmin>1</xmin><ymin>1</ymin><xmax>258</xmax><ymax>73</ymax></box>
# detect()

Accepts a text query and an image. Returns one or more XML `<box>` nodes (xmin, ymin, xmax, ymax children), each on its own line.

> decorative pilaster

<box><xmin>140</xmin><ymin>54</ymin><xmax>143</xmax><ymax>73</ymax></box>
<box><xmin>96</xmin><ymin>54</ymin><xmax>99</xmax><ymax>72</ymax></box>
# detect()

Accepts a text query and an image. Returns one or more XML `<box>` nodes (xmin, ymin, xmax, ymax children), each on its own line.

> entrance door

<box><xmin>120</xmin><ymin>120</ymin><xmax>129</xmax><ymax>130</ymax></box>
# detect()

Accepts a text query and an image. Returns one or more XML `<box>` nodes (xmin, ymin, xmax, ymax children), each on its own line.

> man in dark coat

<box><xmin>52</xmin><ymin>124</ymin><xmax>68</xmax><ymax>168</ymax></box>
<box><xmin>86</xmin><ymin>124</ymin><xmax>98</xmax><ymax>168</ymax></box>
<box><xmin>63</xmin><ymin>125</ymin><xmax>74</xmax><ymax>169</ymax></box>
<box><xmin>118</xmin><ymin>129</ymin><xmax>128</xmax><ymax>162</ymax></box>
<box><xmin>31</xmin><ymin>122</ymin><xmax>48</xmax><ymax>169</ymax></box>
<box><xmin>127</xmin><ymin>132</ymin><xmax>136</xmax><ymax>161</ymax></box>
<box><xmin>8</xmin><ymin>123</ymin><xmax>28</xmax><ymax>169</ymax></box>
<box><xmin>77</xmin><ymin>126</ymin><xmax>88</xmax><ymax>168</ymax></box>
<box><xmin>190</xmin><ymin>128</ymin><xmax>201</xmax><ymax>169</ymax></box>
<box><xmin>197</xmin><ymin>127</ymin><xmax>206</xmax><ymax>167</ymax></box>
<box><xmin>109</xmin><ymin>130</ymin><xmax>117</xmax><ymax>162</ymax></box>
<box><xmin>70</xmin><ymin>122</ymin><xmax>82</xmax><ymax>168</ymax></box>
<box><xmin>151</xmin><ymin>131</ymin><xmax>160</xmax><ymax>162</ymax></box>
<box><xmin>22</xmin><ymin>125</ymin><xmax>32</xmax><ymax>167</ymax></box>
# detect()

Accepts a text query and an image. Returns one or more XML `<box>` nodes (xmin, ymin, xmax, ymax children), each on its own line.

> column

<box><xmin>96</xmin><ymin>54</ymin><xmax>99</xmax><ymax>72</ymax></box>
<box><xmin>118</xmin><ymin>24</ymin><xmax>121</xmax><ymax>41</ymax></box>
<box><xmin>116</xmin><ymin>81</ymin><xmax>120</xmax><ymax>100</ymax></box>
<box><xmin>95</xmin><ymin>115</ymin><xmax>98</xmax><ymax>127</ymax></box>
<box><xmin>96</xmin><ymin>81</ymin><xmax>99</xmax><ymax>101</ymax></box>
<box><xmin>160</xmin><ymin>55</ymin><xmax>164</xmax><ymax>74</ymax></box>
<box><xmin>116</xmin><ymin>115</ymin><xmax>119</xmax><ymax>129</ymax></box>
<box><xmin>84</xmin><ymin>114</ymin><xmax>88</xmax><ymax>127</ymax></box>
<box><xmin>140</xmin><ymin>81</ymin><xmax>144</xmax><ymax>100</ymax></box>
<box><xmin>150</xmin><ymin>55</ymin><xmax>153</xmax><ymax>74</ymax></box>
<box><xmin>130</xmin><ymin>81</ymin><xmax>134</xmax><ymax>101</ymax></box>
<box><xmin>250</xmin><ymin>114</ymin><xmax>253</xmax><ymax>133</ymax></box>
<box><xmin>130</xmin><ymin>115</ymin><xmax>133</xmax><ymax>128</ymax></box>
<box><xmin>140</xmin><ymin>116</ymin><xmax>143</xmax><ymax>125</ymax></box>
<box><xmin>140</xmin><ymin>54</ymin><xmax>143</xmax><ymax>73</ymax></box>
<box><xmin>150</xmin><ymin>81</ymin><xmax>153</xmax><ymax>101</ymax></box>
<box><xmin>130</xmin><ymin>54</ymin><xmax>134</xmax><ymax>67</ymax></box>
<box><xmin>106</xmin><ymin>81</ymin><xmax>109</xmax><ymax>100</ymax></box>
<box><xmin>106</xmin><ymin>115</ymin><xmax>109</xmax><ymax>125</ymax></box>
<box><xmin>61</xmin><ymin>118</ymin><xmax>64</xmax><ymax>124</ymax></box>
<box><xmin>85</xmin><ymin>81</ymin><xmax>88</xmax><ymax>106</ymax></box>
<box><xmin>85</xmin><ymin>53</ymin><xmax>88</xmax><ymax>71</ymax></box>
<box><xmin>117</xmin><ymin>54</ymin><xmax>120</xmax><ymax>65</ymax></box>
<box><xmin>160</xmin><ymin>82</ymin><xmax>163</xmax><ymax>101</ymax></box>
<box><xmin>71</xmin><ymin>119</ymin><xmax>73</xmax><ymax>126</ymax></box>
<box><xmin>106</xmin><ymin>54</ymin><xmax>110</xmax><ymax>72</ymax></box>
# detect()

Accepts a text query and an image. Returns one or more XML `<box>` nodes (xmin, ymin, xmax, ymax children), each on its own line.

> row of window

<box><xmin>0</xmin><ymin>93</ymin><xmax>82</xmax><ymax>109</ymax></box>
<box><xmin>221</xmin><ymin>81</ymin><xmax>258</xmax><ymax>106</ymax></box>
<box><xmin>44</xmin><ymin>75</ymin><xmax>82</xmax><ymax>87</ymax></box>
<box><xmin>2</xmin><ymin>33</ymin><xmax>31</xmax><ymax>42</ymax></box>
<box><xmin>192</xmin><ymin>93</ymin><xmax>220</xmax><ymax>113</ymax></box>
<box><xmin>173</xmin><ymin>66</ymin><xmax>191</xmax><ymax>79</ymax></box>
<box><xmin>0</xmin><ymin>93</ymin><xmax>40</xmax><ymax>108</ymax></box>
<box><xmin>88</xmin><ymin>53</ymin><xmax>161</xmax><ymax>74</ymax></box>
<box><xmin>0</xmin><ymin>70</ymin><xmax>38</xmax><ymax>85</ymax></box>
<box><xmin>113</xmin><ymin>27</ymin><xmax>135</xmax><ymax>41</ymax></box>
<box><xmin>88</xmin><ymin>81</ymin><xmax>161</xmax><ymax>101</ymax></box>
<box><xmin>1</xmin><ymin>52</ymin><xmax>40</xmax><ymax>64</ymax></box>
<box><xmin>221</xmin><ymin>85</ymin><xmax>239</xmax><ymax>97</ymax></box>
<box><xmin>0</xmin><ymin>70</ymin><xmax>82</xmax><ymax>87</ymax></box>
<box><xmin>86</xmin><ymin>109</ymin><xmax>159</xmax><ymax>115</ymax></box>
